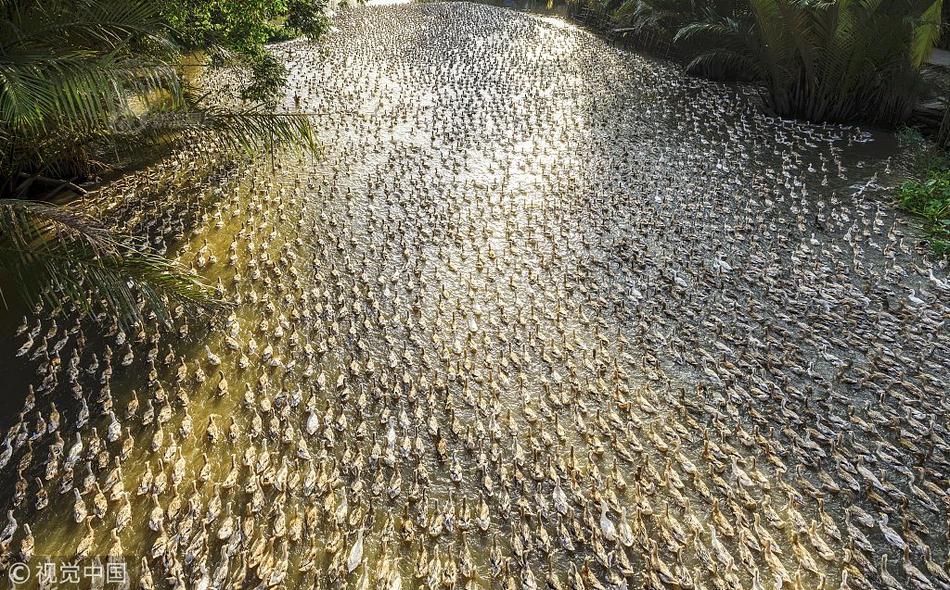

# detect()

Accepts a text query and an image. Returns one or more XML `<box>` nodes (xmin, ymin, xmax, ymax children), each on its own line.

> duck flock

<box><xmin>1</xmin><ymin>3</ymin><xmax>949</xmax><ymax>589</ymax></box>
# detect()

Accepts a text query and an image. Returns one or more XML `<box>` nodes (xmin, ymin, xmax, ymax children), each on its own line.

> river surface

<box><xmin>1</xmin><ymin>3</ymin><xmax>949</xmax><ymax>590</ymax></box>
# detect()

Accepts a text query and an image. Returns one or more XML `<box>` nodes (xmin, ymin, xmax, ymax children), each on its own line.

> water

<box><xmin>1</xmin><ymin>3</ymin><xmax>948</xmax><ymax>590</ymax></box>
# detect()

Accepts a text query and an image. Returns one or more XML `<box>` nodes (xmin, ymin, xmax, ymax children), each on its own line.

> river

<box><xmin>1</xmin><ymin>3</ymin><xmax>948</xmax><ymax>590</ymax></box>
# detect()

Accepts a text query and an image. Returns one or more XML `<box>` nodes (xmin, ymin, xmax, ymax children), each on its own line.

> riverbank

<box><xmin>896</xmin><ymin>130</ymin><xmax>950</xmax><ymax>255</ymax></box>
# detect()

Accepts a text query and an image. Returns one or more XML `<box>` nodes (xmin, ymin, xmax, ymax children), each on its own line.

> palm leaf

<box><xmin>911</xmin><ymin>0</ymin><xmax>944</xmax><ymax>67</ymax></box>
<box><xmin>685</xmin><ymin>49</ymin><xmax>762</xmax><ymax>77</ymax></box>
<box><xmin>0</xmin><ymin>198</ymin><xmax>222</xmax><ymax>326</ymax></box>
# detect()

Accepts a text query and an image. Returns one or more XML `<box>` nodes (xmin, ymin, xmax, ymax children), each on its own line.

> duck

<box><xmin>0</xmin><ymin>510</ymin><xmax>17</xmax><ymax>546</ymax></box>
<box><xmin>73</xmin><ymin>488</ymin><xmax>87</xmax><ymax>522</ymax></box>
<box><xmin>216</xmin><ymin>371</ymin><xmax>229</xmax><ymax>396</ymax></box>
<box><xmin>205</xmin><ymin>345</ymin><xmax>222</xmax><ymax>367</ymax></box>
<box><xmin>347</xmin><ymin>524</ymin><xmax>364</xmax><ymax>574</ymax></box>
<box><xmin>75</xmin><ymin>520</ymin><xmax>96</xmax><ymax>560</ymax></box>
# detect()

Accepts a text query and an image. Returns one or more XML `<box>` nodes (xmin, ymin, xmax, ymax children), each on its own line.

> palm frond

<box><xmin>0</xmin><ymin>0</ymin><xmax>164</xmax><ymax>49</ymax></box>
<box><xmin>89</xmin><ymin>106</ymin><xmax>319</xmax><ymax>170</ymax></box>
<box><xmin>685</xmin><ymin>49</ymin><xmax>762</xmax><ymax>78</ymax></box>
<box><xmin>191</xmin><ymin>108</ymin><xmax>319</xmax><ymax>156</ymax></box>
<box><xmin>0</xmin><ymin>199</ymin><xmax>223</xmax><ymax>326</ymax></box>
<box><xmin>0</xmin><ymin>0</ymin><xmax>186</xmax><ymax>186</ymax></box>
<box><xmin>911</xmin><ymin>0</ymin><xmax>944</xmax><ymax>67</ymax></box>
<box><xmin>0</xmin><ymin>50</ymin><xmax>181</xmax><ymax>135</ymax></box>
<box><xmin>674</xmin><ymin>17</ymin><xmax>744</xmax><ymax>43</ymax></box>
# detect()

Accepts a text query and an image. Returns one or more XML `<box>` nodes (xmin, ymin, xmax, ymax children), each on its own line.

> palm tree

<box><xmin>674</xmin><ymin>0</ymin><xmax>945</xmax><ymax>124</ymax></box>
<box><xmin>1</xmin><ymin>0</ymin><xmax>317</xmax><ymax>322</ymax></box>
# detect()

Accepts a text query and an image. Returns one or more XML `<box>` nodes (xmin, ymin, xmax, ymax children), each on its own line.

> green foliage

<box><xmin>671</xmin><ymin>3</ymin><xmax>760</xmax><ymax>80</ymax></box>
<box><xmin>900</xmin><ymin>171</ymin><xmax>950</xmax><ymax>217</ymax></box>
<box><xmin>286</xmin><ymin>0</ymin><xmax>334</xmax><ymax>38</ymax></box>
<box><xmin>162</xmin><ymin>0</ymin><xmax>286</xmax><ymax>54</ymax></box>
<box><xmin>242</xmin><ymin>52</ymin><xmax>289</xmax><ymax>103</ymax></box>
<box><xmin>897</xmin><ymin>133</ymin><xmax>950</xmax><ymax>254</ymax></box>
<box><xmin>161</xmin><ymin>0</ymin><xmax>331</xmax><ymax>100</ymax></box>
<box><xmin>899</xmin><ymin>172</ymin><xmax>950</xmax><ymax>254</ymax></box>
<box><xmin>615</xmin><ymin>0</ymin><xmax>750</xmax><ymax>69</ymax></box>
<box><xmin>0</xmin><ymin>199</ymin><xmax>222</xmax><ymax>325</ymax></box>
<box><xmin>616</xmin><ymin>0</ymin><xmax>945</xmax><ymax>126</ymax></box>
<box><xmin>686</xmin><ymin>0</ymin><xmax>943</xmax><ymax>124</ymax></box>
<box><xmin>0</xmin><ymin>0</ymin><xmax>180</xmax><ymax>185</ymax></box>
<box><xmin>941</xmin><ymin>0</ymin><xmax>950</xmax><ymax>47</ymax></box>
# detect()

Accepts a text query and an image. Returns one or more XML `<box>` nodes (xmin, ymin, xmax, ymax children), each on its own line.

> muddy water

<box><xmin>2</xmin><ymin>3</ymin><xmax>948</xmax><ymax>590</ymax></box>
